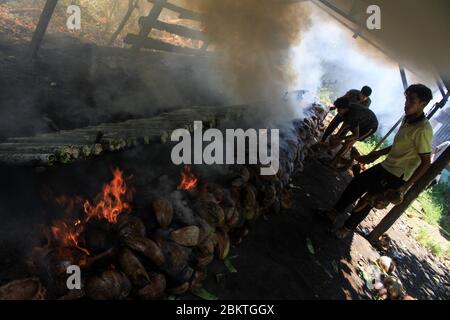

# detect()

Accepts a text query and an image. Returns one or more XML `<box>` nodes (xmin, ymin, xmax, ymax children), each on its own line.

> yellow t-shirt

<box><xmin>381</xmin><ymin>116</ymin><xmax>433</xmax><ymax>182</ymax></box>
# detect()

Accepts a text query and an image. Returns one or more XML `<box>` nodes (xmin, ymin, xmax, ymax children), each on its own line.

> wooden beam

<box><xmin>148</xmin><ymin>0</ymin><xmax>204</xmax><ymax>21</ymax></box>
<box><xmin>133</xmin><ymin>0</ymin><xmax>167</xmax><ymax>51</ymax></box>
<box><xmin>139</xmin><ymin>17</ymin><xmax>206</xmax><ymax>41</ymax></box>
<box><xmin>26</xmin><ymin>0</ymin><xmax>58</xmax><ymax>60</ymax></box>
<box><xmin>368</xmin><ymin>146</ymin><xmax>450</xmax><ymax>243</ymax></box>
<box><xmin>108</xmin><ymin>0</ymin><xmax>139</xmax><ymax>46</ymax></box>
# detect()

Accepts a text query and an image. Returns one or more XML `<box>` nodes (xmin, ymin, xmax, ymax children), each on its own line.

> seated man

<box><xmin>322</xmin><ymin>85</ymin><xmax>373</xmax><ymax>142</ymax></box>
<box><xmin>326</xmin><ymin>97</ymin><xmax>379</xmax><ymax>166</ymax></box>
<box><xmin>320</xmin><ymin>84</ymin><xmax>434</xmax><ymax>239</ymax></box>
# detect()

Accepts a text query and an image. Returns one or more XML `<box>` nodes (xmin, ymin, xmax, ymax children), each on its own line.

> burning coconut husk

<box><xmin>1</xmin><ymin>104</ymin><xmax>326</xmax><ymax>300</ymax></box>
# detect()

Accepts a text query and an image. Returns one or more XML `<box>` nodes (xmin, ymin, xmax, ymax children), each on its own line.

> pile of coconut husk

<box><xmin>358</xmin><ymin>256</ymin><xmax>416</xmax><ymax>301</ymax></box>
<box><xmin>0</xmin><ymin>104</ymin><xmax>327</xmax><ymax>300</ymax></box>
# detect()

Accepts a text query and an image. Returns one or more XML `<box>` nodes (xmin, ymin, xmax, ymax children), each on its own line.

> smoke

<box><xmin>183</xmin><ymin>0</ymin><xmax>311</xmax><ymax>103</ymax></box>
<box><xmin>290</xmin><ymin>5</ymin><xmax>440</xmax><ymax>133</ymax></box>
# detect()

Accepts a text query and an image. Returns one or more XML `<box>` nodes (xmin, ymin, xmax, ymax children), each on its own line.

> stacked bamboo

<box><xmin>0</xmin><ymin>106</ymin><xmax>246</xmax><ymax>166</ymax></box>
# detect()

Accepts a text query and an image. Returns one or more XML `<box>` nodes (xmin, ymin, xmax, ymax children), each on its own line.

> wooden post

<box><xmin>108</xmin><ymin>0</ymin><xmax>138</xmax><ymax>46</ymax></box>
<box><xmin>132</xmin><ymin>0</ymin><xmax>167</xmax><ymax>51</ymax></box>
<box><xmin>25</xmin><ymin>0</ymin><xmax>59</xmax><ymax>60</ymax></box>
<box><xmin>368</xmin><ymin>146</ymin><xmax>450</xmax><ymax>243</ymax></box>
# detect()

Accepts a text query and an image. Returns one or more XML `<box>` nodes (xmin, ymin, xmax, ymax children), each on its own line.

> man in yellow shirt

<box><xmin>318</xmin><ymin>84</ymin><xmax>434</xmax><ymax>239</ymax></box>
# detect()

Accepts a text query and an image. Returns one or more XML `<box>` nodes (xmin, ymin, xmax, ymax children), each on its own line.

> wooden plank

<box><xmin>133</xmin><ymin>0</ymin><xmax>168</xmax><ymax>51</ymax></box>
<box><xmin>139</xmin><ymin>17</ymin><xmax>206</xmax><ymax>41</ymax></box>
<box><xmin>148</xmin><ymin>0</ymin><xmax>204</xmax><ymax>21</ymax></box>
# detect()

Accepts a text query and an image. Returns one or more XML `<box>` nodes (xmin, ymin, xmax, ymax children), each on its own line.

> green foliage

<box><xmin>318</xmin><ymin>87</ymin><xmax>334</xmax><ymax>106</ymax></box>
<box><xmin>355</xmin><ymin>132</ymin><xmax>389</xmax><ymax>166</ymax></box>
<box><xmin>416</xmin><ymin>189</ymin><xmax>443</xmax><ymax>226</ymax></box>
<box><xmin>416</xmin><ymin>228</ymin><xmax>446</xmax><ymax>257</ymax></box>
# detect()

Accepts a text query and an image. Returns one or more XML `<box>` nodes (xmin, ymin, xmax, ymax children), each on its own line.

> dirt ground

<box><xmin>189</xmin><ymin>155</ymin><xmax>450</xmax><ymax>300</ymax></box>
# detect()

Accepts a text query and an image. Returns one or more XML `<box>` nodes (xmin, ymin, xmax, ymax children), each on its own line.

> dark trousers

<box><xmin>322</xmin><ymin>115</ymin><xmax>342</xmax><ymax>142</ymax></box>
<box><xmin>333</xmin><ymin>164</ymin><xmax>405</xmax><ymax>230</ymax></box>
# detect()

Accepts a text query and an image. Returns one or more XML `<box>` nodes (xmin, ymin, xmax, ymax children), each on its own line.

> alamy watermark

<box><xmin>64</xmin><ymin>4</ymin><xmax>381</xmax><ymax>32</ymax></box>
<box><xmin>66</xmin><ymin>5</ymin><xmax>81</xmax><ymax>31</ymax></box>
<box><xmin>366</xmin><ymin>5</ymin><xmax>381</xmax><ymax>30</ymax></box>
<box><xmin>66</xmin><ymin>265</ymin><xmax>81</xmax><ymax>290</ymax></box>
<box><xmin>171</xmin><ymin>121</ymin><xmax>280</xmax><ymax>176</ymax></box>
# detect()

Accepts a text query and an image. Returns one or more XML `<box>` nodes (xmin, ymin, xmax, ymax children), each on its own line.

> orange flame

<box><xmin>177</xmin><ymin>165</ymin><xmax>198</xmax><ymax>191</ymax></box>
<box><xmin>83</xmin><ymin>168</ymin><xmax>134</xmax><ymax>224</ymax></box>
<box><xmin>50</xmin><ymin>220</ymin><xmax>90</xmax><ymax>256</ymax></box>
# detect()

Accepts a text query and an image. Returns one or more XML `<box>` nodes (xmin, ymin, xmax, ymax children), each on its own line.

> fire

<box><xmin>177</xmin><ymin>165</ymin><xmax>198</xmax><ymax>191</ymax></box>
<box><xmin>83</xmin><ymin>168</ymin><xmax>135</xmax><ymax>224</ymax></box>
<box><xmin>42</xmin><ymin>168</ymin><xmax>135</xmax><ymax>258</ymax></box>
<box><xmin>50</xmin><ymin>220</ymin><xmax>90</xmax><ymax>256</ymax></box>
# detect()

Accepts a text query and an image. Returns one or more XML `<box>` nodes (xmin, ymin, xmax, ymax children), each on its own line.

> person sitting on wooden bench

<box><xmin>317</xmin><ymin>84</ymin><xmax>434</xmax><ymax>240</ymax></box>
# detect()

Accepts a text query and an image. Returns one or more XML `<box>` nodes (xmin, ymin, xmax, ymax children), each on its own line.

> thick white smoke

<box><xmin>290</xmin><ymin>5</ymin><xmax>441</xmax><ymax>133</ymax></box>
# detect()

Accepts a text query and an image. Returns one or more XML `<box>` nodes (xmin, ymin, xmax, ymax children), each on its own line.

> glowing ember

<box><xmin>83</xmin><ymin>168</ymin><xmax>134</xmax><ymax>224</ymax></box>
<box><xmin>177</xmin><ymin>165</ymin><xmax>198</xmax><ymax>191</ymax></box>
<box><xmin>50</xmin><ymin>220</ymin><xmax>90</xmax><ymax>256</ymax></box>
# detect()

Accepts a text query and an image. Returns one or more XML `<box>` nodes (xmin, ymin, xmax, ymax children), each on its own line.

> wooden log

<box><xmin>139</xmin><ymin>17</ymin><xmax>206</xmax><ymax>41</ymax></box>
<box><xmin>148</xmin><ymin>0</ymin><xmax>204</xmax><ymax>21</ymax></box>
<box><xmin>0</xmin><ymin>105</ymin><xmax>250</xmax><ymax>166</ymax></box>
<box><xmin>132</xmin><ymin>0</ymin><xmax>167</xmax><ymax>51</ymax></box>
<box><xmin>0</xmin><ymin>153</ymin><xmax>57</xmax><ymax>165</ymax></box>
<box><xmin>108</xmin><ymin>0</ymin><xmax>139</xmax><ymax>46</ymax></box>
<box><xmin>25</xmin><ymin>0</ymin><xmax>58</xmax><ymax>60</ymax></box>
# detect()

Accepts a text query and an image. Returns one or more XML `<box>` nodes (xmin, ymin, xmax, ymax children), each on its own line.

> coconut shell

<box><xmin>170</xmin><ymin>226</ymin><xmax>200</xmax><ymax>247</ymax></box>
<box><xmin>196</xmin><ymin>253</ymin><xmax>214</xmax><ymax>268</ymax></box>
<box><xmin>281</xmin><ymin>189</ymin><xmax>293</xmax><ymax>209</ymax></box>
<box><xmin>137</xmin><ymin>273</ymin><xmax>166</xmax><ymax>300</ymax></box>
<box><xmin>197</xmin><ymin>237</ymin><xmax>216</xmax><ymax>256</ymax></box>
<box><xmin>198</xmin><ymin>201</ymin><xmax>225</xmax><ymax>227</ymax></box>
<box><xmin>197</xmin><ymin>220</ymin><xmax>215</xmax><ymax>243</ymax></box>
<box><xmin>116</xmin><ymin>214</ymin><xmax>146</xmax><ymax>239</ymax></box>
<box><xmin>215</xmin><ymin>229</ymin><xmax>230</xmax><ymax>260</ymax></box>
<box><xmin>383</xmin><ymin>276</ymin><xmax>403</xmax><ymax>300</ymax></box>
<box><xmin>166</xmin><ymin>282</ymin><xmax>190</xmax><ymax>295</ymax></box>
<box><xmin>159</xmin><ymin>241</ymin><xmax>190</xmax><ymax>276</ymax></box>
<box><xmin>261</xmin><ymin>183</ymin><xmax>276</xmax><ymax>206</ymax></box>
<box><xmin>243</xmin><ymin>184</ymin><xmax>257</xmax><ymax>208</ymax></box>
<box><xmin>172</xmin><ymin>266</ymin><xmax>195</xmax><ymax>284</ymax></box>
<box><xmin>222</xmin><ymin>199</ymin><xmax>236</xmax><ymax>222</ymax></box>
<box><xmin>243</xmin><ymin>207</ymin><xmax>256</xmax><ymax>221</ymax></box>
<box><xmin>152</xmin><ymin>198</ymin><xmax>173</xmax><ymax>227</ymax></box>
<box><xmin>84</xmin><ymin>219</ymin><xmax>113</xmax><ymax>254</ymax></box>
<box><xmin>377</xmin><ymin>256</ymin><xmax>396</xmax><ymax>274</ymax></box>
<box><xmin>123</xmin><ymin>235</ymin><xmax>165</xmax><ymax>267</ymax></box>
<box><xmin>227</xmin><ymin>208</ymin><xmax>241</xmax><ymax>229</ymax></box>
<box><xmin>0</xmin><ymin>278</ymin><xmax>46</xmax><ymax>300</ymax></box>
<box><xmin>190</xmin><ymin>269</ymin><xmax>207</xmax><ymax>290</ymax></box>
<box><xmin>118</xmin><ymin>248</ymin><xmax>150</xmax><ymax>288</ymax></box>
<box><xmin>85</xmin><ymin>270</ymin><xmax>131</xmax><ymax>300</ymax></box>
